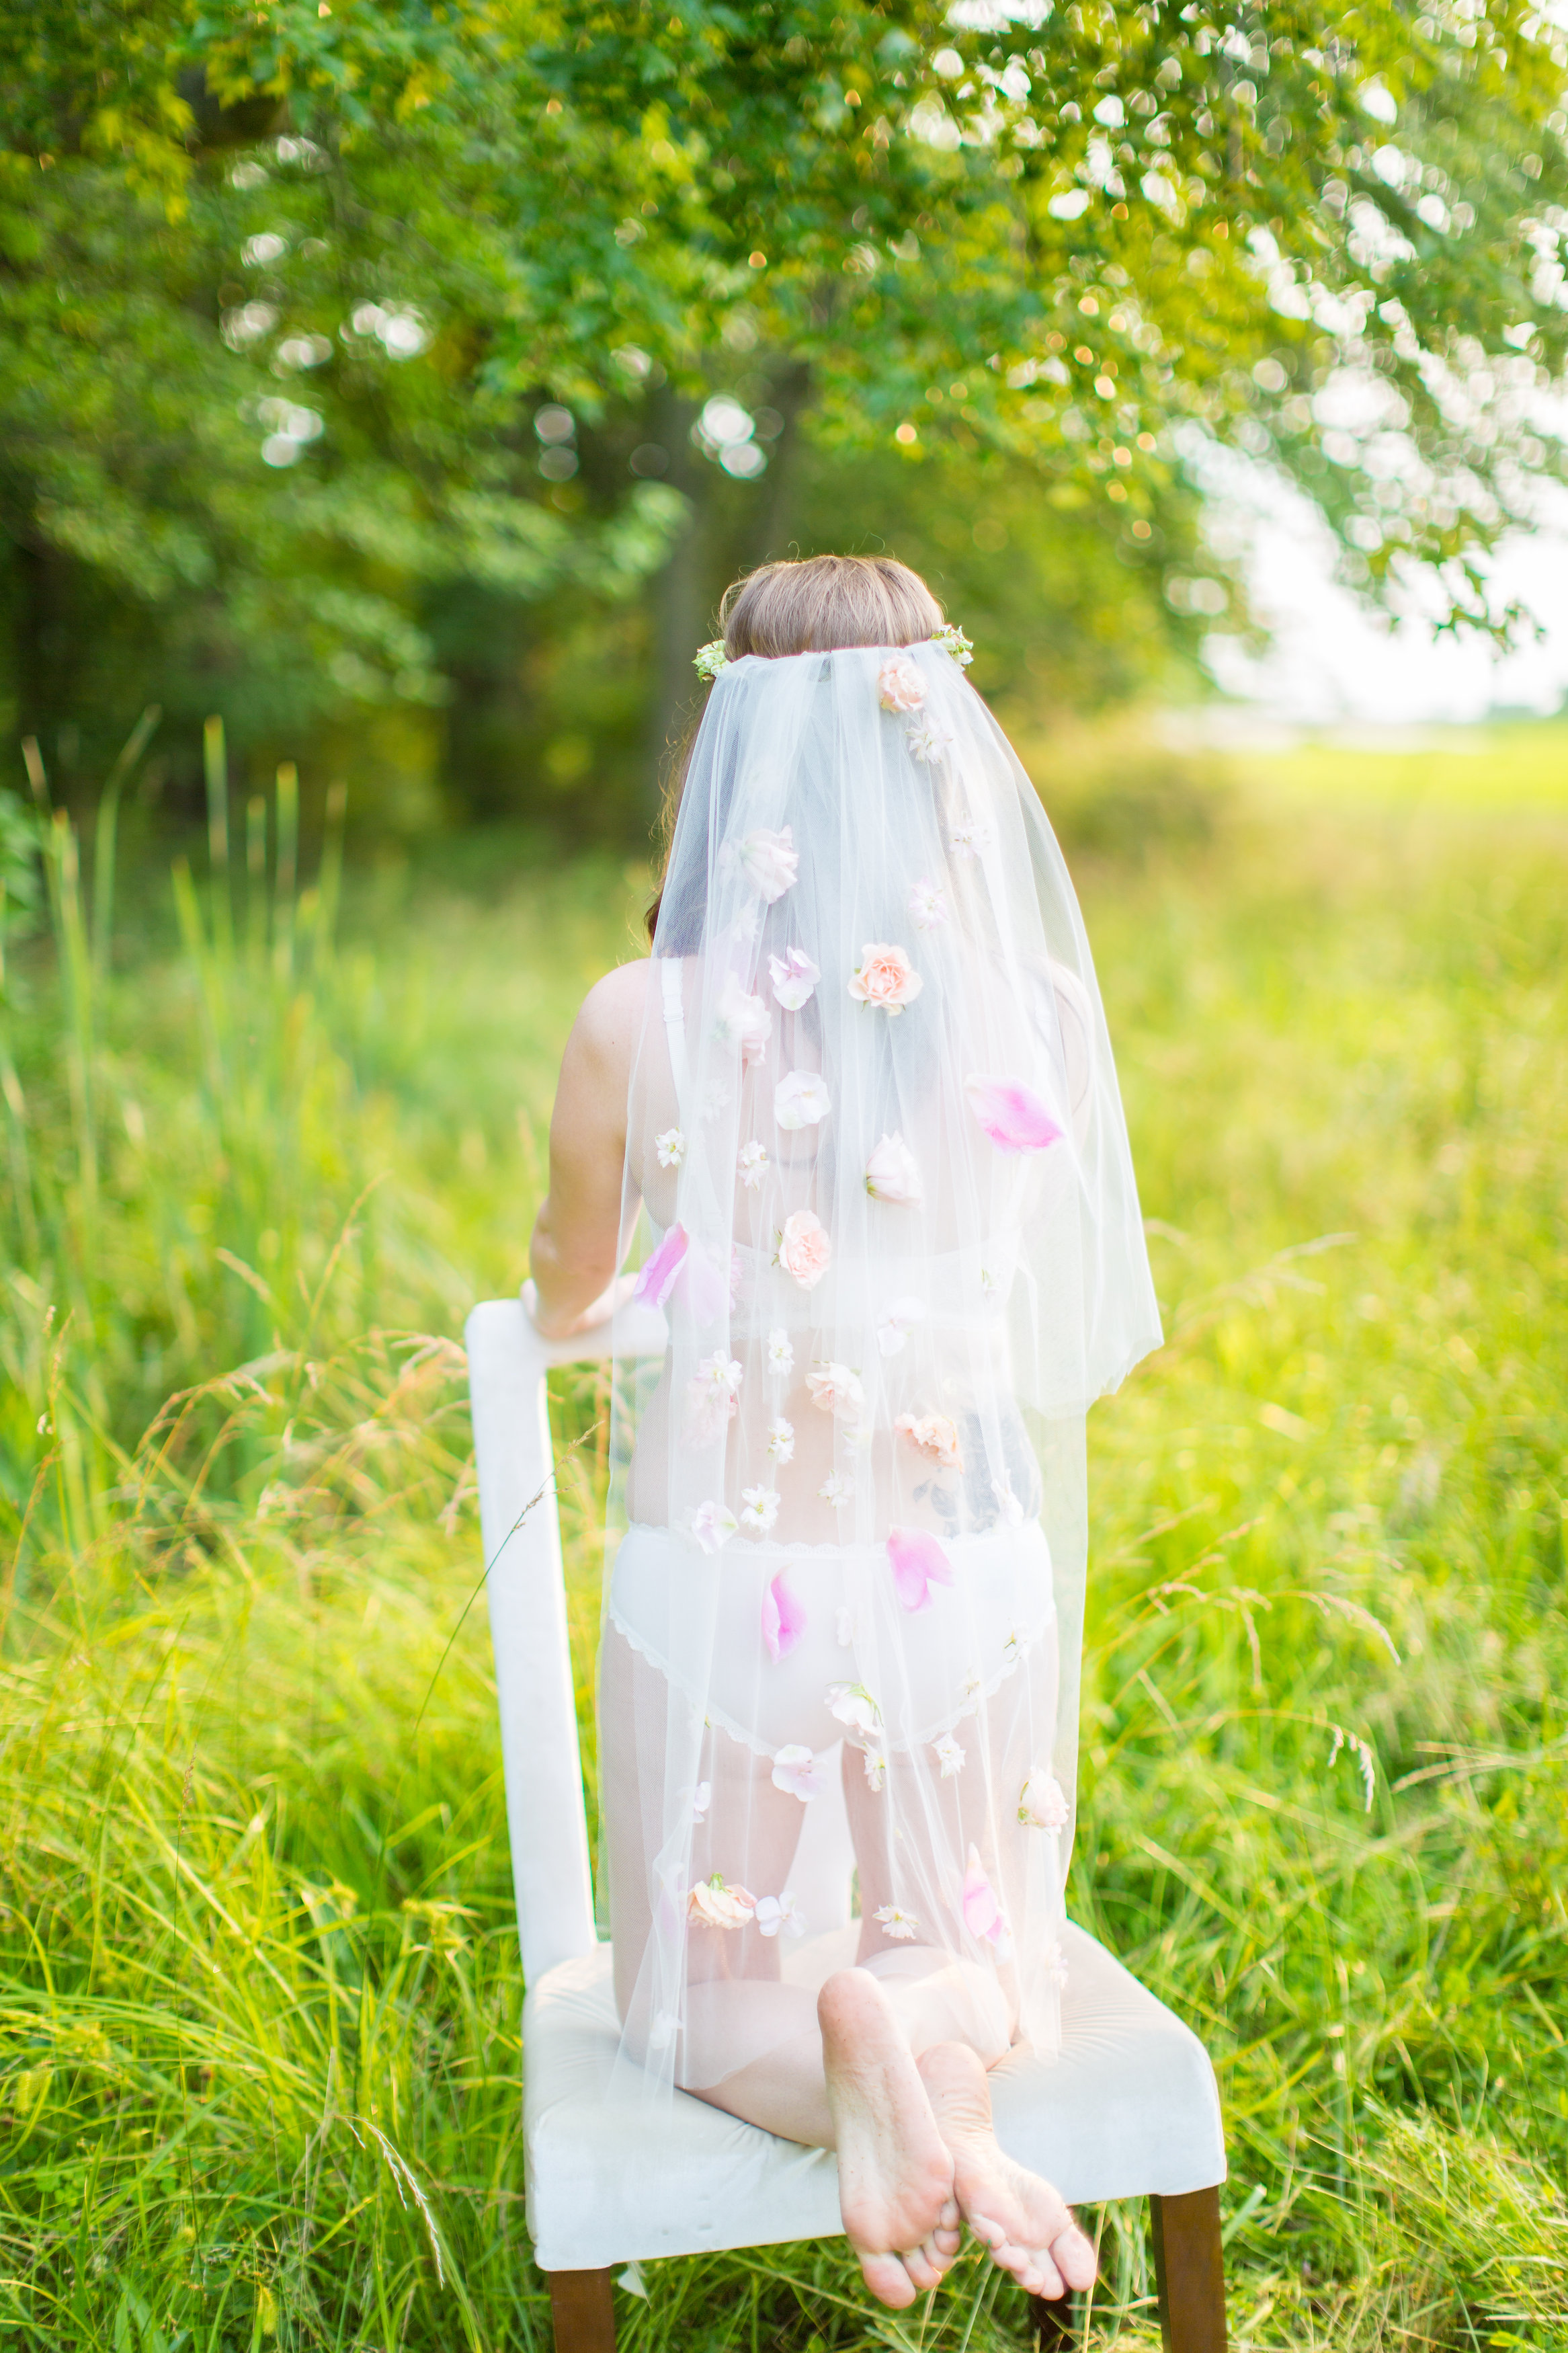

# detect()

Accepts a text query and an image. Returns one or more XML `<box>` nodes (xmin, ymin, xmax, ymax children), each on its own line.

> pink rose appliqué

<box><xmin>964</xmin><ymin>1074</ymin><xmax>1064</xmax><ymax>1154</ymax></box>
<box><xmin>738</xmin><ymin>826</ymin><xmax>800</xmax><ymax>902</ymax></box>
<box><xmin>886</xmin><ymin>1525</ymin><xmax>954</xmax><ymax>1612</ymax></box>
<box><xmin>877</xmin><ymin>653</ymin><xmax>927</xmax><ymax>713</ymax></box>
<box><xmin>776</xmin><ymin>1208</ymin><xmax>832</xmax><ymax>1289</ymax></box>
<box><xmin>864</xmin><ymin>1131</ymin><xmax>923</xmax><ymax>1205</ymax></box>
<box><xmin>850</xmin><ymin>943</ymin><xmax>923</xmax><ymax>1016</ymax></box>
<box><xmin>688</xmin><ymin>1876</ymin><xmax>757</xmax><ymax>1929</ymax></box>
<box><xmin>895</xmin><ymin>1411</ymin><xmax>964</xmax><ymax>1472</ymax></box>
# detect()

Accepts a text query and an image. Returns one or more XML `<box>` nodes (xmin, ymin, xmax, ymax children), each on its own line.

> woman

<box><xmin>528</xmin><ymin>555</ymin><xmax>1161</xmax><ymax>2311</ymax></box>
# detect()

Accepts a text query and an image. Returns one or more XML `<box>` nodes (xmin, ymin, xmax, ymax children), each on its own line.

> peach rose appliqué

<box><xmin>775</xmin><ymin>1208</ymin><xmax>832</xmax><ymax>1289</ymax></box>
<box><xmin>849</xmin><ymin>943</ymin><xmax>922</xmax><ymax>1016</ymax></box>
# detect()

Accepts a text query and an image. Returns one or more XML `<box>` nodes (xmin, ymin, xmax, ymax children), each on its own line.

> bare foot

<box><xmin>918</xmin><ymin>2040</ymin><xmax>1097</xmax><ymax>2303</ymax></box>
<box><xmin>819</xmin><ymin>1968</ymin><xmax>963</xmax><ymax>2309</ymax></box>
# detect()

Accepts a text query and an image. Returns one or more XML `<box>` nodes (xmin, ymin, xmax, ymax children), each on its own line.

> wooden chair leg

<box><xmin>546</xmin><ymin>2267</ymin><xmax>618</xmax><ymax>2353</ymax></box>
<box><xmin>1151</xmin><ymin>2188</ymin><xmax>1227</xmax><ymax>2353</ymax></box>
<box><xmin>1027</xmin><ymin>2286</ymin><xmax>1077</xmax><ymax>2345</ymax></box>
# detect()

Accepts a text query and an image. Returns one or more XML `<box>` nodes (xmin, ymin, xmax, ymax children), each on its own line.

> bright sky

<box><xmin>1199</xmin><ymin>463</ymin><xmax>1568</xmax><ymax>728</ymax></box>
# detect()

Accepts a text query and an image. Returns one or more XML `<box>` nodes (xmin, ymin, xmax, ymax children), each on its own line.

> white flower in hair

<box><xmin>740</xmin><ymin>1484</ymin><xmax>781</xmax><ymax>1533</ymax></box>
<box><xmin>874</xmin><ymin>1903</ymin><xmax>919</xmax><ymax>1939</ymax></box>
<box><xmin>766</xmin><ymin>1417</ymin><xmax>795</xmax><ymax>1463</ymax></box>
<box><xmin>933</xmin><ymin>1733</ymin><xmax>966</xmax><ymax>1778</ymax></box>
<box><xmin>655</xmin><ymin>1127</ymin><xmax>686</xmax><ymax>1169</ymax></box>
<box><xmin>691</xmin><ymin>1500</ymin><xmax>738</xmax><ymax>1554</ymax></box>
<box><xmin>907</xmin><ymin>719</ymin><xmax>954</xmax><ymax>764</ymax></box>
<box><xmin>877</xmin><ymin>1295</ymin><xmax>926</xmax><ymax>1357</ymax></box>
<box><xmin>737</xmin><ymin>1139</ymin><xmax>770</xmax><ymax>1189</ymax></box>
<box><xmin>767</xmin><ymin>1327</ymin><xmax>795</xmax><ymax>1376</ymax></box>
<box><xmin>909</xmin><ymin>877</ymin><xmax>948</xmax><ymax>930</ymax></box>
<box><xmin>864</xmin><ymin>1131</ymin><xmax>923</xmax><ymax>1205</ymax></box>
<box><xmin>717</xmin><ymin>978</ymin><xmax>771</xmax><ymax>1066</ymax></box>
<box><xmin>948</xmin><ymin>814</ymin><xmax>989</xmax><ymax>856</ymax></box>
<box><xmin>694</xmin><ymin>639</ymin><xmax>729</xmax><ymax>680</ymax></box>
<box><xmin>933</xmin><ymin>623</ymin><xmax>975</xmax><ymax>666</ymax></box>
<box><xmin>768</xmin><ymin>945</ymin><xmax>820</xmax><ymax>1009</ymax></box>
<box><xmin>738</xmin><ymin>826</ymin><xmax>799</xmax><ymax>902</ymax></box>
<box><xmin>775</xmin><ymin>1068</ymin><xmax>831</xmax><ymax>1129</ymax></box>
<box><xmin>819</xmin><ymin>1471</ymin><xmax>853</xmax><ymax>1505</ymax></box>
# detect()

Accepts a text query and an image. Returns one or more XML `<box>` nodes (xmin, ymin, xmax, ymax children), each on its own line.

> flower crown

<box><xmin>693</xmin><ymin>621</ymin><xmax>973</xmax><ymax>679</ymax></box>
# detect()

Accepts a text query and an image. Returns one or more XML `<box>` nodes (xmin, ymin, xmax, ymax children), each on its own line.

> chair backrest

<box><xmin>464</xmin><ymin>1295</ymin><xmax>667</xmax><ymax>1985</ymax></box>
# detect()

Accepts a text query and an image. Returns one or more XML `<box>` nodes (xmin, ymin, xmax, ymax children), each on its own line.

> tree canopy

<box><xmin>3</xmin><ymin>0</ymin><xmax>1565</xmax><ymax>816</ymax></box>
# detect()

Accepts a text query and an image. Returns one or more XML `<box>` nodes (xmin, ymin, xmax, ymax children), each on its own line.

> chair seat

<box><xmin>523</xmin><ymin>1923</ymin><xmax>1226</xmax><ymax>2270</ymax></box>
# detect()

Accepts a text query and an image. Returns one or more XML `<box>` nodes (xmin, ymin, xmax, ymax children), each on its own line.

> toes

<box><xmin>858</xmin><ymin>2253</ymin><xmax>917</xmax><ymax>2310</ymax></box>
<box><xmin>1018</xmin><ymin>2249</ymin><xmax>1067</xmax><ymax>2301</ymax></box>
<box><xmin>1052</xmin><ymin>2221</ymin><xmax>1098</xmax><ymax>2292</ymax></box>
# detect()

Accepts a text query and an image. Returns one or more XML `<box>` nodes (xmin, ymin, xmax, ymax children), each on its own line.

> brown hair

<box><xmin>645</xmin><ymin>555</ymin><xmax>944</xmax><ymax>940</ymax></box>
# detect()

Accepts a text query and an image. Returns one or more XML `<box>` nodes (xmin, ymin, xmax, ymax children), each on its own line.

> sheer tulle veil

<box><xmin>598</xmin><ymin>631</ymin><xmax>1160</xmax><ymax>2108</ymax></box>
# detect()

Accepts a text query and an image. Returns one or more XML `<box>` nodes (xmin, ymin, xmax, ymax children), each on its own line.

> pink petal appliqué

<box><xmin>964</xmin><ymin>1075</ymin><xmax>1064</xmax><ymax>1154</ymax></box>
<box><xmin>962</xmin><ymin>1843</ymin><xmax>1005</xmax><ymax>1944</ymax></box>
<box><xmin>632</xmin><ymin>1222</ymin><xmax>689</xmax><ymax>1307</ymax></box>
<box><xmin>887</xmin><ymin>1525</ymin><xmax>954</xmax><ymax>1613</ymax></box>
<box><xmin>762</xmin><ymin>1570</ymin><xmax>807</xmax><ymax>1664</ymax></box>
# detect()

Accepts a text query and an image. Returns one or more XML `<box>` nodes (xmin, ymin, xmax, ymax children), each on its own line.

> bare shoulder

<box><xmin>567</xmin><ymin>957</ymin><xmax>651</xmax><ymax>1074</ymax></box>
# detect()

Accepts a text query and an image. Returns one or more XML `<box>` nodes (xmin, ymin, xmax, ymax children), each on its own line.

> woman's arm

<box><xmin>527</xmin><ymin>959</ymin><xmax>650</xmax><ymax>1339</ymax></box>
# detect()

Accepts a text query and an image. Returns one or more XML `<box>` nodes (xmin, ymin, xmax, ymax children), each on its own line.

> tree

<box><xmin>2</xmin><ymin>1</ymin><xmax>1564</xmax><ymax>815</ymax></box>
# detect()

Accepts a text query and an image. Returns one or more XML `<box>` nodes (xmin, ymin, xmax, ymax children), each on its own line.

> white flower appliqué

<box><xmin>737</xmin><ymin>1139</ymin><xmax>770</xmax><ymax>1190</ymax></box>
<box><xmin>771</xmin><ymin>1745</ymin><xmax>825</xmax><ymax>1801</ymax></box>
<box><xmin>877</xmin><ymin>1295</ymin><xmax>927</xmax><ymax>1357</ymax></box>
<box><xmin>692</xmin><ymin>1781</ymin><xmax>711</xmax><ymax>1821</ymax></box>
<box><xmin>655</xmin><ymin>1127</ymin><xmax>686</xmax><ymax>1169</ymax></box>
<box><xmin>1018</xmin><ymin>1765</ymin><xmax>1070</xmax><ymax>1830</ymax></box>
<box><xmin>738</xmin><ymin>826</ymin><xmax>799</xmax><ymax>903</ymax></box>
<box><xmin>909</xmin><ymin>877</ymin><xmax>948</xmax><ymax>930</ymax></box>
<box><xmin>686</xmin><ymin>1351</ymin><xmax>743</xmax><ymax>1445</ymax></box>
<box><xmin>691</xmin><ymin>1500</ymin><xmax>739</xmax><ymax>1554</ymax></box>
<box><xmin>933</xmin><ymin>1733</ymin><xmax>966</xmax><ymax>1778</ymax></box>
<box><xmin>819</xmin><ymin>1472</ymin><xmax>853</xmax><ymax>1506</ymax></box>
<box><xmin>755</xmin><ymin>1890</ymin><xmax>805</xmax><ymax>1938</ymax></box>
<box><xmin>766</xmin><ymin>1417</ymin><xmax>795</xmax><ymax>1463</ymax></box>
<box><xmin>774</xmin><ymin>1069</ymin><xmax>831</xmax><ymax>1129</ymax></box>
<box><xmin>907</xmin><ymin>719</ymin><xmax>954</xmax><ymax>764</ymax></box>
<box><xmin>740</xmin><ymin>1484</ymin><xmax>780</xmax><ymax>1535</ymax></box>
<box><xmin>767</xmin><ymin>1327</ymin><xmax>795</xmax><ymax>1377</ymax></box>
<box><xmin>948</xmin><ymin>815</ymin><xmax>989</xmax><ymax>856</ymax></box>
<box><xmin>768</xmin><ymin>947</ymin><xmax>820</xmax><ymax>1010</ymax></box>
<box><xmin>874</xmin><ymin>1903</ymin><xmax>919</xmax><ymax>1940</ymax></box>
<box><xmin>827</xmin><ymin>1681</ymin><xmax>882</xmax><ymax>1735</ymax></box>
<box><xmin>717</xmin><ymin>978</ymin><xmax>771</xmax><ymax>1066</ymax></box>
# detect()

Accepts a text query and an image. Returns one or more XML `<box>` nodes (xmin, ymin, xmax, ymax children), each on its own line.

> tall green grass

<box><xmin>1</xmin><ymin>731</ymin><xmax>1565</xmax><ymax>2350</ymax></box>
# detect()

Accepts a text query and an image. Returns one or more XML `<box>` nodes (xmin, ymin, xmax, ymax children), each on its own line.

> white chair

<box><xmin>466</xmin><ymin>1298</ymin><xmax>1230</xmax><ymax>2352</ymax></box>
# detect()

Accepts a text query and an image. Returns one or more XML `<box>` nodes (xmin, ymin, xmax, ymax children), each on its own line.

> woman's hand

<box><xmin>522</xmin><ymin>1271</ymin><xmax>638</xmax><ymax>1342</ymax></box>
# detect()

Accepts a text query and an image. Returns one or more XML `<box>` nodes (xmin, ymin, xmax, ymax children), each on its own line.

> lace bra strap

<box><xmin>660</xmin><ymin>959</ymin><xmax>689</xmax><ymax>1116</ymax></box>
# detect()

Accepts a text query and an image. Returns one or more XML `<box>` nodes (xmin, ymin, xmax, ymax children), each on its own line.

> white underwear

<box><xmin>607</xmin><ymin>1519</ymin><xmax>1055</xmax><ymax>1761</ymax></box>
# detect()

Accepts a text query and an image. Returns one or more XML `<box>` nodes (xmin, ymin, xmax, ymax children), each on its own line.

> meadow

<box><xmin>1</xmin><ymin>715</ymin><xmax>1565</xmax><ymax>2352</ymax></box>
